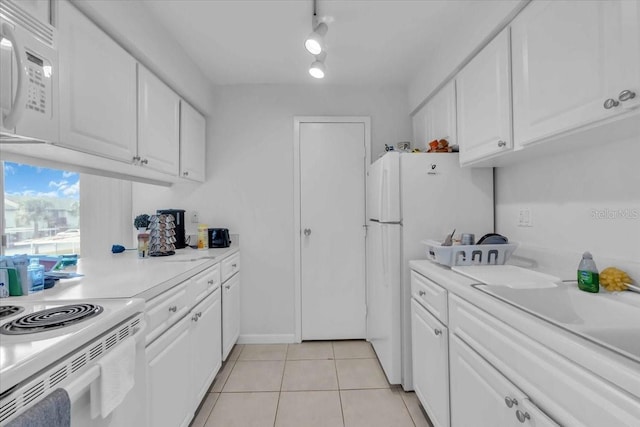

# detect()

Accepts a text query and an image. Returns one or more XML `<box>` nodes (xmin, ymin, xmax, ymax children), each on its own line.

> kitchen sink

<box><xmin>474</xmin><ymin>283</ymin><xmax>640</xmax><ymax>362</ymax></box>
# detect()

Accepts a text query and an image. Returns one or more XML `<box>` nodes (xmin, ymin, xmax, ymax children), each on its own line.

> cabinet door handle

<box><xmin>140</xmin><ymin>158</ymin><xmax>149</xmax><ymax>165</ymax></box>
<box><xmin>304</xmin><ymin>228</ymin><xmax>312</xmax><ymax>236</ymax></box>
<box><xmin>225</xmin><ymin>285</ymin><xmax>231</xmax><ymax>290</ymax></box>
<box><xmin>207</xmin><ymin>279</ymin><xmax>214</xmax><ymax>285</ymax></box>
<box><xmin>515</xmin><ymin>409</ymin><xmax>531</xmax><ymax>423</ymax></box>
<box><xmin>433</xmin><ymin>329</ymin><xmax>442</xmax><ymax>336</ymax></box>
<box><xmin>132</xmin><ymin>155</ymin><xmax>140</xmax><ymax>164</ymax></box>
<box><xmin>418</xmin><ymin>290</ymin><xmax>426</xmax><ymax>296</ymax></box>
<box><xmin>504</xmin><ymin>397</ymin><xmax>518</xmax><ymax>408</ymax></box>
<box><xmin>168</xmin><ymin>305</ymin><xmax>177</xmax><ymax>313</ymax></box>
<box><xmin>497</xmin><ymin>140</ymin><xmax>506</xmax><ymax>147</ymax></box>
<box><xmin>191</xmin><ymin>314</ymin><xmax>198</xmax><ymax>322</ymax></box>
<box><xmin>618</xmin><ymin>89</ymin><xmax>636</xmax><ymax>102</ymax></box>
<box><xmin>197</xmin><ymin>312</ymin><xmax>202</xmax><ymax>318</ymax></box>
<box><xmin>603</xmin><ymin>98</ymin><xmax>620</xmax><ymax>109</ymax></box>
<box><xmin>183</xmin><ymin>171</ymin><xmax>189</xmax><ymax>176</ymax></box>
<box><xmin>232</xmin><ymin>263</ymin><xmax>237</xmax><ymax>268</ymax></box>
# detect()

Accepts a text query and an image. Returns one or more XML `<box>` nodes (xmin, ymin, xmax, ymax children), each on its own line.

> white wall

<box><xmin>131</xmin><ymin>84</ymin><xmax>411</xmax><ymax>340</ymax></box>
<box><xmin>496</xmin><ymin>135</ymin><xmax>640</xmax><ymax>281</ymax></box>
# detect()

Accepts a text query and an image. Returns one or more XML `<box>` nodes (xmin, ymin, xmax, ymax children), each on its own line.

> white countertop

<box><xmin>5</xmin><ymin>243</ymin><xmax>239</xmax><ymax>302</ymax></box>
<box><xmin>409</xmin><ymin>259</ymin><xmax>640</xmax><ymax>400</ymax></box>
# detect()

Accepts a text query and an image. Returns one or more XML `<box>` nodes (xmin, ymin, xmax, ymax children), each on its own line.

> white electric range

<box><xmin>0</xmin><ymin>298</ymin><xmax>145</xmax><ymax>426</ymax></box>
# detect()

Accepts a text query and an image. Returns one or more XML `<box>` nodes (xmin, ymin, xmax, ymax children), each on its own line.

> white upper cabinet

<box><xmin>511</xmin><ymin>0</ymin><xmax>640</xmax><ymax>147</ymax></box>
<box><xmin>426</xmin><ymin>80</ymin><xmax>457</xmax><ymax>146</ymax></box>
<box><xmin>138</xmin><ymin>65</ymin><xmax>180</xmax><ymax>175</ymax></box>
<box><xmin>456</xmin><ymin>28</ymin><xmax>512</xmax><ymax>166</ymax></box>
<box><xmin>179</xmin><ymin>101</ymin><xmax>206</xmax><ymax>182</ymax></box>
<box><xmin>58</xmin><ymin>0</ymin><xmax>137</xmax><ymax>163</ymax></box>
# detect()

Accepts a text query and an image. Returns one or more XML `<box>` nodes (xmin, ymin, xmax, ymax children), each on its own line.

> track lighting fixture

<box><xmin>305</xmin><ymin>0</ymin><xmax>328</xmax><ymax>78</ymax></box>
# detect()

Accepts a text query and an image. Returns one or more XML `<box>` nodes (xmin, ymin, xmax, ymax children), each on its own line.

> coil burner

<box><xmin>1</xmin><ymin>304</ymin><xmax>104</xmax><ymax>335</ymax></box>
<box><xmin>0</xmin><ymin>306</ymin><xmax>24</xmax><ymax>320</ymax></box>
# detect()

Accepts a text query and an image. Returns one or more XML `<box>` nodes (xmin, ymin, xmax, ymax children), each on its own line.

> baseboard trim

<box><xmin>238</xmin><ymin>334</ymin><xmax>297</xmax><ymax>344</ymax></box>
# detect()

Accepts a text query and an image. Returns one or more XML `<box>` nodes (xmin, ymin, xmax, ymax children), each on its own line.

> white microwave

<box><xmin>0</xmin><ymin>0</ymin><xmax>58</xmax><ymax>143</ymax></box>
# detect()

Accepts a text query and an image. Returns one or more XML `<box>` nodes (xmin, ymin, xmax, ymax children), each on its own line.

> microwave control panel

<box><xmin>24</xmin><ymin>50</ymin><xmax>51</xmax><ymax>117</ymax></box>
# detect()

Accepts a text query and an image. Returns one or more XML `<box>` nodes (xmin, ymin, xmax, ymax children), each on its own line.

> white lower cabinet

<box><xmin>144</xmin><ymin>257</ymin><xmax>238</xmax><ymax>427</ymax></box>
<box><xmin>450</xmin><ymin>334</ymin><xmax>558</xmax><ymax>427</ymax></box>
<box><xmin>222</xmin><ymin>272</ymin><xmax>240</xmax><ymax>360</ymax></box>
<box><xmin>146</xmin><ymin>315</ymin><xmax>192</xmax><ymax>427</ymax></box>
<box><xmin>190</xmin><ymin>288</ymin><xmax>222</xmax><ymax>409</ymax></box>
<box><xmin>411</xmin><ymin>299</ymin><xmax>449</xmax><ymax>427</ymax></box>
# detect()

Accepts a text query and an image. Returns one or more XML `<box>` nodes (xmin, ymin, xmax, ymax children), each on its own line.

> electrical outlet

<box><xmin>191</xmin><ymin>211</ymin><xmax>199</xmax><ymax>223</ymax></box>
<box><xmin>518</xmin><ymin>208</ymin><xmax>532</xmax><ymax>227</ymax></box>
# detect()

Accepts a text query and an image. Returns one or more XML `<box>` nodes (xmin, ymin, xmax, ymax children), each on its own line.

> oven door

<box><xmin>0</xmin><ymin>315</ymin><xmax>146</xmax><ymax>427</ymax></box>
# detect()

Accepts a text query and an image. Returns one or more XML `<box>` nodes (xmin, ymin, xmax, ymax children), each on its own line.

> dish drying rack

<box><xmin>422</xmin><ymin>239</ymin><xmax>518</xmax><ymax>266</ymax></box>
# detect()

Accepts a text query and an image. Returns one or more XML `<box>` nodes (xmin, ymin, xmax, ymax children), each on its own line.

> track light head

<box><xmin>309</xmin><ymin>52</ymin><xmax>327</xmax><ymax>79</ymax></box>
<box><xmin>305</xmin><ymin>22</ymin><xmax>328</xmax><ymax>55</ymax></box>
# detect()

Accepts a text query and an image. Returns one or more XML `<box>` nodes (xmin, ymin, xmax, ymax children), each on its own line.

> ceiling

<box><xmin>140</xmin><ymin>0</ymin><xmax>520</xmax><ymax>87</ymax></box>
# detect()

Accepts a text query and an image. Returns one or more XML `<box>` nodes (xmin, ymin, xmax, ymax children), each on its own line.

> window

<box><xmin>3</xmin><ymin>162</ymin><xmax>81</xmax><ymax>256</ymax></box>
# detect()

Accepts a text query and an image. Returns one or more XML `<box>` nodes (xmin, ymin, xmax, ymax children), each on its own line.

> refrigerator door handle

<box><xmin>379</xmin><ymin>168</ymin><xmax>387</xmax><ymax>221</ymax></box>
<box><xmin>381</xmin><ymin>225</ymin><xmax>388</xmax><ymax>287</ymax></box>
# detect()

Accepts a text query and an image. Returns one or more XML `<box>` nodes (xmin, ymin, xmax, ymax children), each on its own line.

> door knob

<box><xmin>304</xmin><ymin>228</ymin><xmax>312</xmax><ymax>236</ymax></box>
<box><xmin>515</xmin><ymin>409</ymin><xmax>531</xmax><ymax>423</ymax></box>
<box><xmin>504</xmin><ymin>397</ymin><xmax>518</xmax><ymax>408</ymax></box>
<box><xmin>603</xmin><ymin>98</ymin><xmax>620</xmax><ymax>109</ymax></box>
<box><xmin>618</xmin><ymin>89</ymin><xmax>636</xmax><ymax>102</ymax></box>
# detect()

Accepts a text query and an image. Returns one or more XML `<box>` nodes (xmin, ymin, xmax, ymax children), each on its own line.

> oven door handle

<box><xmin>0</xmin><ymin>22</ymin><xmax>28</xmax><ymax>129</ymax></box>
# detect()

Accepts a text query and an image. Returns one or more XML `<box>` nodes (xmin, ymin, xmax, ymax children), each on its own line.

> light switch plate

<box><xmin>518</xmin><ymin>208</ymin><xmax>532</xmax><ymax>227</ymax></box>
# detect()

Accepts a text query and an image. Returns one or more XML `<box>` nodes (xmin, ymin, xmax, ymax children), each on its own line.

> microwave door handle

<box><xmin>1</xmin><ymin>23</ymin><xmax>27</xmax><ymax>129</ymax></box>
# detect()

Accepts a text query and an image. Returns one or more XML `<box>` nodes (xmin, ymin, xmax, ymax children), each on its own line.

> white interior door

<box><xmin>299</xmin><ymin>121</ymin><xmax>367</xmax><ymax>340</ymax></box>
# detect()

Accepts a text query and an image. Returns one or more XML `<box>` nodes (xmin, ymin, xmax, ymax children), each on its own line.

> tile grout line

<box><xmin>332</xmin><ymin>342</ymin><xmax>347</xmax><ymax>427</ymax></box>
<box><xmin>272</xmin><ymin>343</ymin><xmax>289</xmax><ymax>427</ymax></box>
<box><xmin>399</xmin><ymin>392</ymin><xmax>419</xmax><ymax>427</ymax></box>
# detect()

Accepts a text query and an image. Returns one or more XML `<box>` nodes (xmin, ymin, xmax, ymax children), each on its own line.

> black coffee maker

<box><xmin>157</xmin><ymin>209</ymin><xmax>186</xmax><ymax>249</ymax></box>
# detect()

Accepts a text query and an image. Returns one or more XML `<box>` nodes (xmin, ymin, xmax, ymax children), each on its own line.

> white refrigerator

<box><xmin>366</xmin><ymin>152</ymin><xmax>493</xmax><ymax>390</ymax></box>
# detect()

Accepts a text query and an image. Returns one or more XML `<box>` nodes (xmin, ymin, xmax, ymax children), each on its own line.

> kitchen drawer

<box><xmin>189</xmin><ymin>264</ymin><xmax>221</xmax><ymax>306</ymax></box>
<box><xmin>145</xmin><ymin>282</ymin><xmax>189</xmax><ymax>345</ymax></box>
<box><xmin>449</xmin><ymin>295</ymin><xmax>640</xmax><ymax>426</ymax></box>
<box><xmin>221</xmin><ymin>252</ymin><xmax>240</xmax><ymax>282</ymax></box>
<box><xmin>411</xmin><ymin>270</ymin><xmax>448</xmax><ymax>324</ymax></box>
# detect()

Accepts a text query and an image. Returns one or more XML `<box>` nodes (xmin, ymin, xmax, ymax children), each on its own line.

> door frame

<box><xmin>293</xmin><ymin>116</ymin><xmax>371</xmax><ymax>343</ymax></box>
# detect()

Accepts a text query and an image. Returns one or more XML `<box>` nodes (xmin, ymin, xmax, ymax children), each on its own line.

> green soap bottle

<box><xmin>577</xmin><ymin>252</ymin><xmax>599</xmax><ymax>293</ymax></box>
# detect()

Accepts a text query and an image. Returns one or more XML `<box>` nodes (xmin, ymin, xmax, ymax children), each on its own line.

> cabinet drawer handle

<box><xmin>168</xmin><ymin>305</ymin><xmax>177</xmax><ymax>313</ymax></box>
<box><xmin>618</xmin><ymin>89</ymin><xmax>636</xmax><ymax>102</ymax></box>
<box><xmin>515</xmin><ymin>409</ymin><xmax>530</xmax><ymax>423</ymax></box>
<box><xmin>603</xmin><ymin>98</ymin><xmax>620</xmax><ymax>109</ymax></box>
<box><xmin>418</xmin><ymin>290</ymin><xmax>426</xmax><ymax>297</ymax></box>
<box><xmin>497</xmin><ymin>140</ymin><xmax>506</xmax><ymax>147</ymax></box>
<box><xmin>433</xmin><ymin>329</ymin><xmax>442</xmax><ymax>336</ymax></box>
<box><xmin>504</xmin><ymin>397</ymin><xmax>518</xmax><ymax>408</ymax></box>
<box><xmin>208</xmin><ymin>279</ymin><xmax>215</xmax><ymax>285</ymax></box>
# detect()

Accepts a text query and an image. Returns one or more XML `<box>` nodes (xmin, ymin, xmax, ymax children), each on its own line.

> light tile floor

<box><xmin>189</xmin><ymin>341</ymin><xmax>434</xmax><ymax>427</ymax></box>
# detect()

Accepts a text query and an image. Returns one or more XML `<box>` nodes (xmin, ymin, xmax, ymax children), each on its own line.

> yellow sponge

<box><xmin>600</xmin><ymin>267</ymin><xmax>633</xmax><ymax>292</ymax></box>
